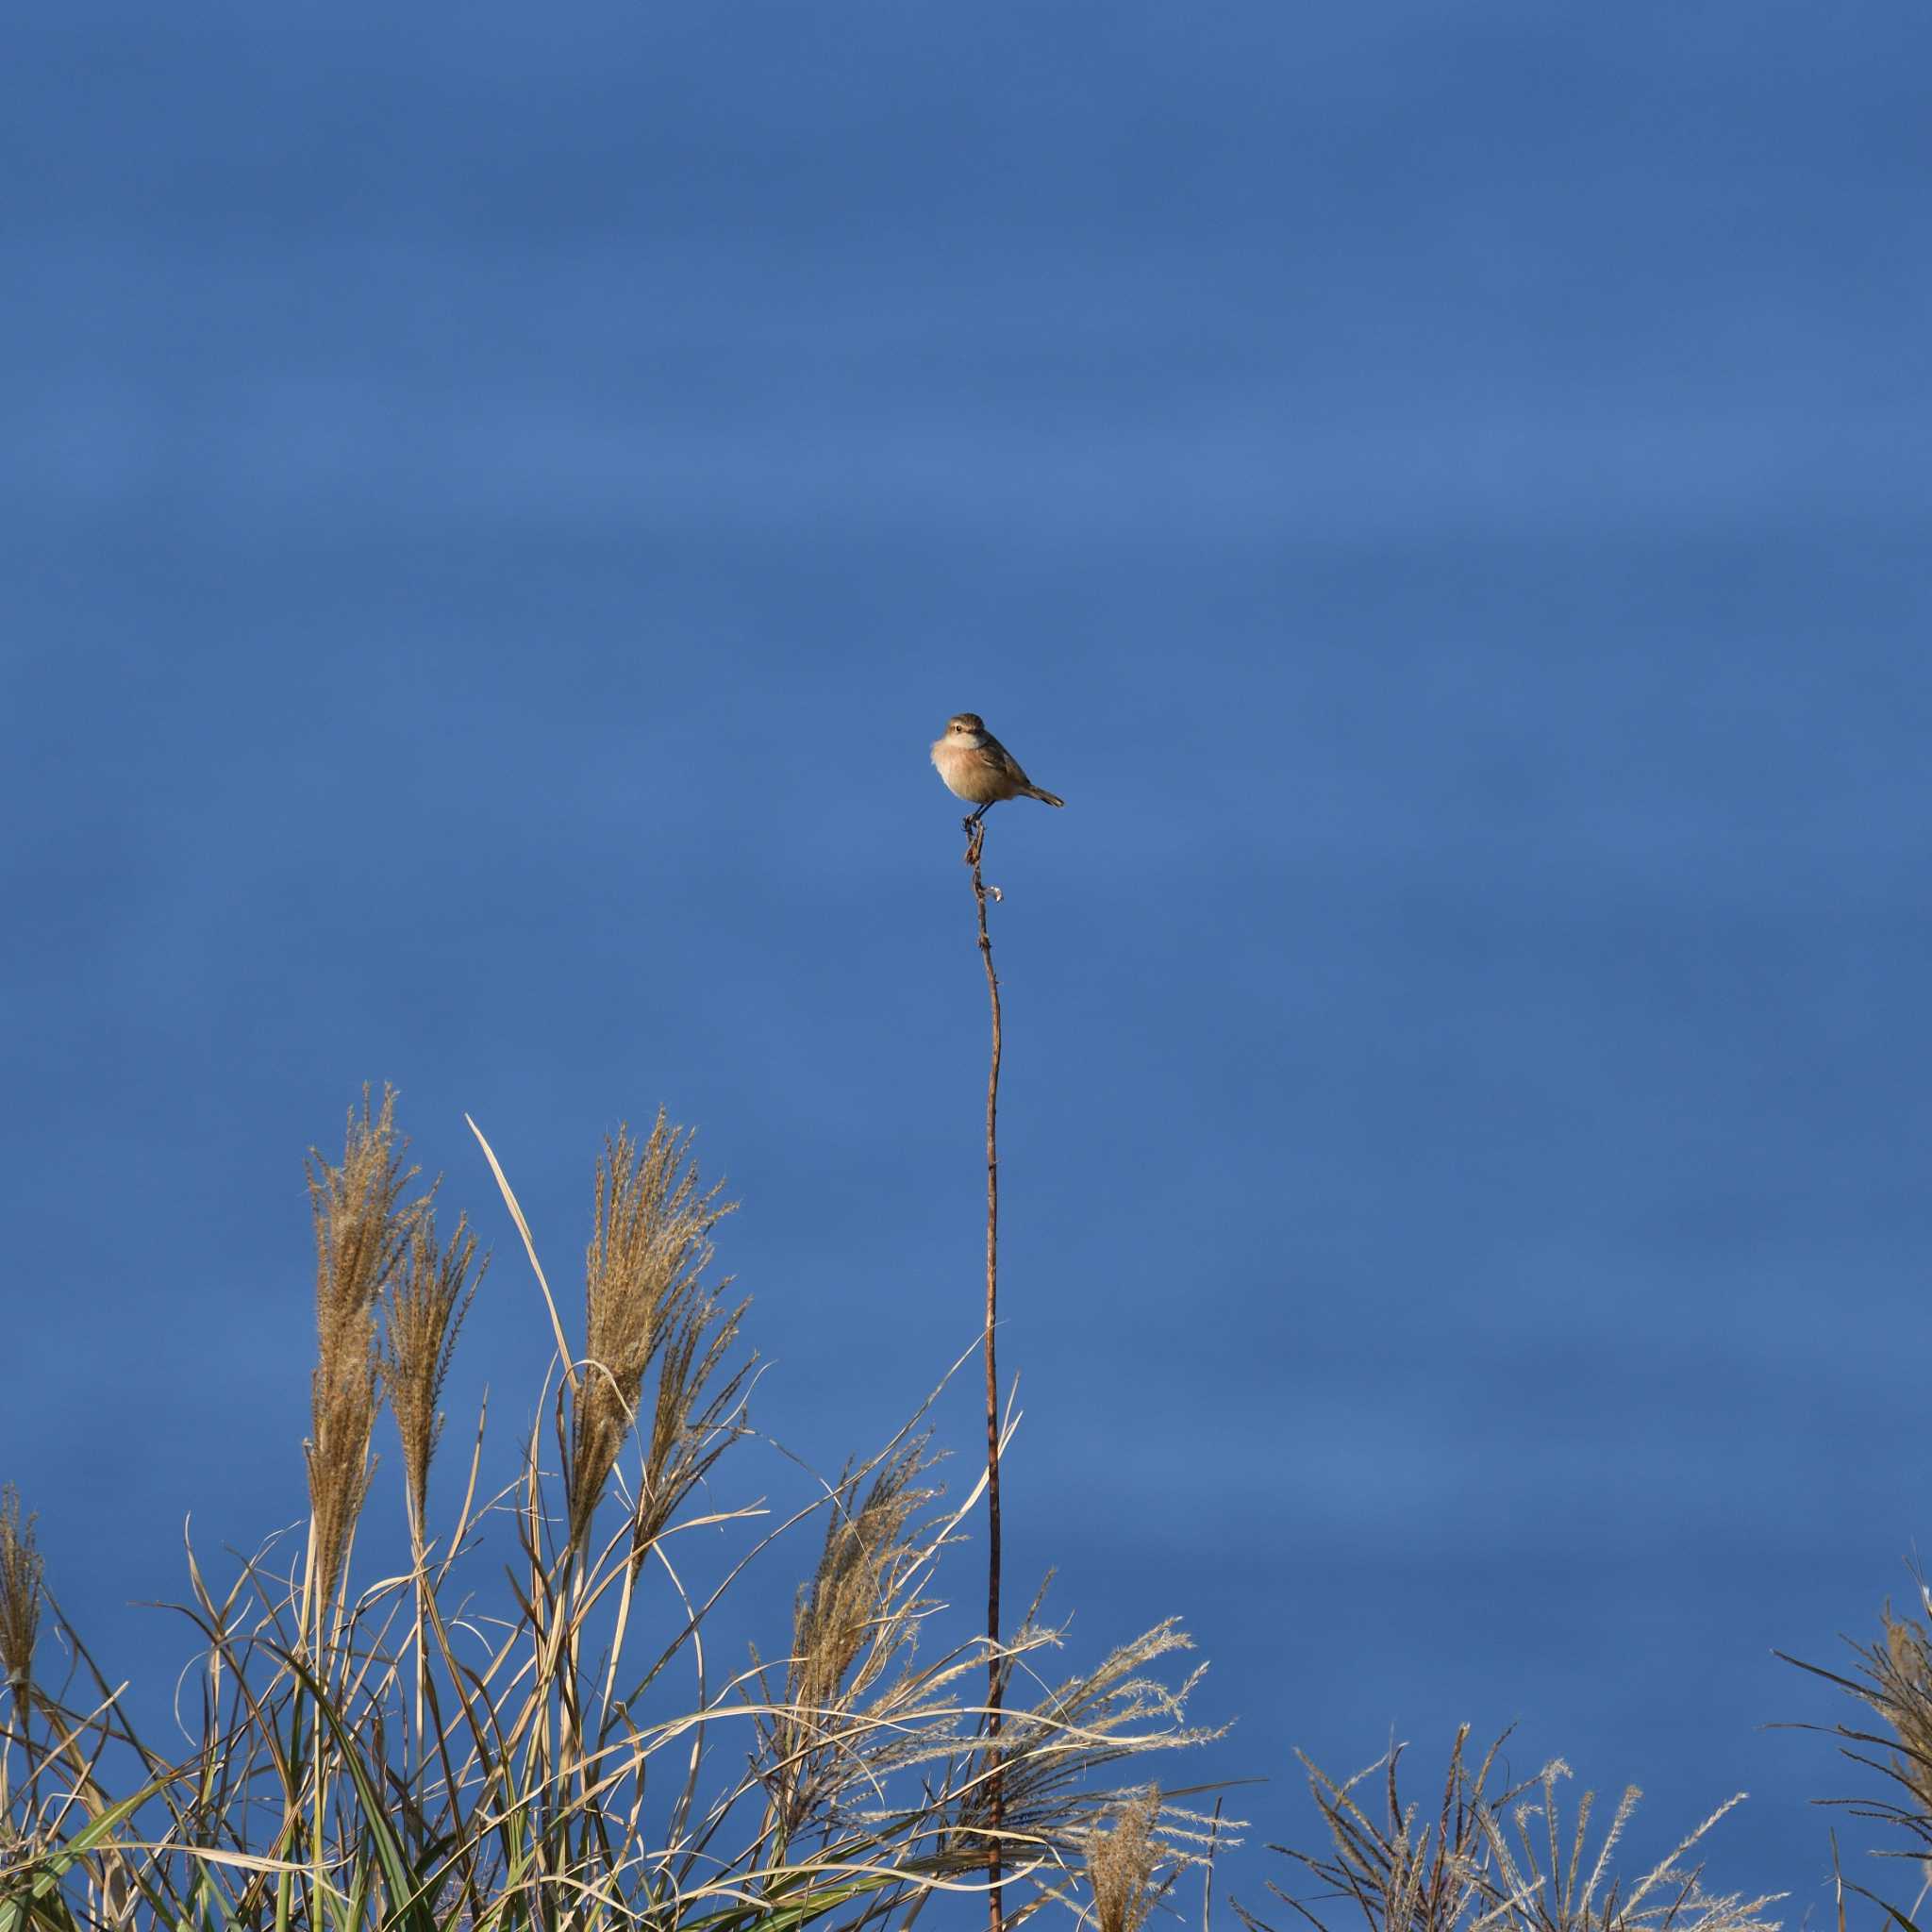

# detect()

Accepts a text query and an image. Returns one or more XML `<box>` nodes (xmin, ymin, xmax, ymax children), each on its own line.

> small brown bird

<box><xmin>930</xmin><ymin>713</ymin><xmax>1065</xmax><ymax>824</ymax></box>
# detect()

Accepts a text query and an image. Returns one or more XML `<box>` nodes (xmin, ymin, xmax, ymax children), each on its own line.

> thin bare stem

<box><xmin>964</xmin><ymin>813</ymin><xmax>1004</xmax><ymax>1932</ymax></box>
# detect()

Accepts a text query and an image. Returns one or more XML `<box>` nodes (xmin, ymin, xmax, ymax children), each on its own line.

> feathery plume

<box><xmin>571</xmin><ymin>1113</ymin><xmax>734</xmax><ymax>1552</ymax></box>
<box><xmin>766</xmin><ymin>1441</ymin><xmax>938</xmax><ymax>1839</ymax></box>
<box><xmin>1087</xmin><ymin>1788</ymin><xmax>1169</xmax><ymax>1932</ymax></box>
<box><xmin>306</xmin><ymin>1085</ymin><xmax>422</xmax><ymax>1606</ymax></box>
<box><xmin>628</xmin><ymin>1281</ymin><xmax>752</xmax><ymax>1572</ymax></box>
<box><xmin>381</xmin><ymin>1207</ymin><xmax>486</xmax><ymax>1544</ymax></box>
<box><xmin>0</xmin><ymin>1486</ymin><xmax>42</xmax><ymax>1701</ymax></box>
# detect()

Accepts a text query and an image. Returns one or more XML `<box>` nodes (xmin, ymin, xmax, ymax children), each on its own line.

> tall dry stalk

<box><xmin>964</xmin><ymin>812</ymin><xmax>1006</xmax><ymax>1931</ymax></box>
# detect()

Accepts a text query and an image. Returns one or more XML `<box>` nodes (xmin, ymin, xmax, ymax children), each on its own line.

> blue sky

<box><xmin>6</xmin><ymin>0</ymin><xmax>1932</xmax><ymax>1917</ymax></box>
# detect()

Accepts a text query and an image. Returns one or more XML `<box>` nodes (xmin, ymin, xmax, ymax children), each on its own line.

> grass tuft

<box><xmin>1243</xmin><ymin>1727</ymin><xmax>1780</xmax><ymax>1932</ymax></box>
<box><xmin>0</xmin><ymin>1090</ymin><xmax>1213</xmax><ymax>1932</ymax></box>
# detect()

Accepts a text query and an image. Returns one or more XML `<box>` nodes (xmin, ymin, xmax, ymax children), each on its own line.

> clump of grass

<box><xmin>1242</xmin><ymin>1727</ymin><xmax>1779</xmax><ymax>1932</ymax></box>
<box><xmin>0</xmin><ymin>1091</ymin><xmax>1213</xmax><ymax>1932</ymax></box>
<box><xmin>1781</xmin><ymin>1590</ymin><xmax>1932</xmax><ymax>1916</ymax></box>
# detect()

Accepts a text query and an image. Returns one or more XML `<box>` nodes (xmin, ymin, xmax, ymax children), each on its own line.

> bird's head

<box><xmin>946</xmin><ymin>713</ymin><xmax>987</xmax><ymax>741</ymax></box>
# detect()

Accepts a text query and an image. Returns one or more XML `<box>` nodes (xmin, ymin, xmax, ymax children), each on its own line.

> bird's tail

<box><xmin>1025</xmin><ymin>787</ymin><xmax>1066</xmax><ymax>808</ymax></box>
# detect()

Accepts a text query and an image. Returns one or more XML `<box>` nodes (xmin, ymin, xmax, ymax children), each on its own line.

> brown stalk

<box><xmin>963</xmin><ymin>814</ymin><xmax>1004</xmax><ymax>1931</ymax></box>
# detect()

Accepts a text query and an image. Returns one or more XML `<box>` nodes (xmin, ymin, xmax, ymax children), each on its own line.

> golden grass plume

<box><xmin>1085</xmin><ymin>1786</ymin><xmax>1170</xmax><ymax>1932</ymax></box>
<box><xmin>379</xmin><ymin>1206</ymin><xmax>486</xmax><ymax>1543</ymax></box>
<box><xmin>305</xmin><ymin>1084</ymin><xmax>425</xmax><ymax>1607</ymax></box>
<box><xmin>571</xmin><ymin>1111</ymin><xmax>735</xmax><ymax>1552</ymax></box>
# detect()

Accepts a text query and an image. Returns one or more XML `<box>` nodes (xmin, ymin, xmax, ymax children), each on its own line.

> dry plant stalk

<box><xmin>572</xmin><ymin>1112</ymin><xmax>735</xmax><ymax>1554</ymax></box>
<box><xmin>964</xmin><ymin>811</ymin><xmax>1007</xmax><ymax>1931</ymax></box>
<box><xmin>306</xmin><ymin>1085</ymin><xmax>423</xmax><ymax>1613</ymax></box>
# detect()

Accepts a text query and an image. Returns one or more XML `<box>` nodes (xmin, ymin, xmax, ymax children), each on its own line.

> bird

<box><xmin>930</xmin><ymin>713</ymin><xmax>1065</xmax><ymax>824</ymax></box>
